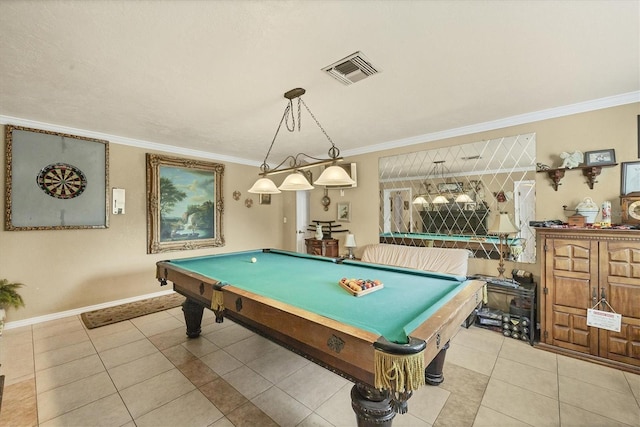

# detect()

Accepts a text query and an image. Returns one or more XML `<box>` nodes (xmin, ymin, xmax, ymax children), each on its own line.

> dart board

<box><xmin>36</xmin><ymin>163</ymin><xmax>87</xmax><ymax>199</ymax></box>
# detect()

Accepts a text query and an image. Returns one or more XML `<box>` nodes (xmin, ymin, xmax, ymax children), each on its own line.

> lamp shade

<box><xmin>488</xmin><ymin>212</ymin><xmax>519</xmax><ymax>234</ymax></box>
<box><xmin>248</xmin><ymin>178</ymin><xmax>281</xmax><ymax>194</ymax></box>
<box><xmin>345</xmin><ymin>233</ymin><xmax>357</xmax><ymax>248</ymax></box>
<box><xmin>313</xmin><ymin>165</ymin><xmax>356</xmax><ymax>186</ymax></box>
<box><xmin>455</xmin><ymin>194</ymin><xmax>473</xmax><ymax>203</ymax></box>
<box><xmin>412</xmin><ymin>196</ymin><xmax>429</xmax><ymax>206</ymax></box>
<box><xmin>432</xmin><ymin>195</ymin><xmax>449</xmax><ymax>204</ymax></box>
<box><xmin>278</xmin><ymin>172</ymin><xmax>314</xmax><ymax>191</ymax></box>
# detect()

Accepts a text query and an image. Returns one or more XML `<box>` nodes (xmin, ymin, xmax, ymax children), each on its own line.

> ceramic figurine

<box><xmin>559</xmin><ymin>151</ymin><xmax>583</xmax><ymax>169</ymax></box>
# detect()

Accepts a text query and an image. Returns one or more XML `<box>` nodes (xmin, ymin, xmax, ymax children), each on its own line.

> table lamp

<box><xmin>345</xmin><ymin>233</ymin><xmax>357</xmax><ymax>259</ymax></box>
<box><xmin>488</xmin><ymin>212</ymin><xmax>519</xmax><ymax>278</ymax></box>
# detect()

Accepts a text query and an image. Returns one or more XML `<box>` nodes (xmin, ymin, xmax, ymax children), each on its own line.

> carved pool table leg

<box><xmin>425</xmin><ymin>341</ymin><xmax>450</xmax><ymax>385</ymax></box>
<box><xmin>351</xmin><ymin>383</ymin><xmax>395</xmax><ymax>426</ymax></box>
<box><xmin>182</xmin><ymin>298</ymin><xmax>204</xmax><ymax>338</ymax></box>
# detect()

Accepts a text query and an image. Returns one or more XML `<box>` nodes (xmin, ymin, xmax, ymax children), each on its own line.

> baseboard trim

<box><xmin>3</xmin><ymin>289</ymin><xmax>176</xmax><ymax>330</ymax></box>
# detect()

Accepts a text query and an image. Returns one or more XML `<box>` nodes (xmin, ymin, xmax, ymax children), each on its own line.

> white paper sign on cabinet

<box><xmin>586</xmin><ymin>309</ymin><xmax>621</xmax><ymax>332</ymax></box>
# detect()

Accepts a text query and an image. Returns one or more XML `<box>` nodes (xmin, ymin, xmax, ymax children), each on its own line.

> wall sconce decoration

<box><xmin>494</xmin><ymin>191</ymin><xmax>507</xmax><ymax>203</ymax></box>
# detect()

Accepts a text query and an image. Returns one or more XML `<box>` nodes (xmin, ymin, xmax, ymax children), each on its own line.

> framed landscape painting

<box><xmin>146</xmin><ymin>154</ymin><xmax>225</xmax><ymax>253</ymax></box>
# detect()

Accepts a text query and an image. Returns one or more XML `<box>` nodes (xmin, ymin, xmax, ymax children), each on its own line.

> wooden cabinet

<box><xmin>538</xmin><ymin>228</ymin><xmax>640</xmax><ymax>372</ymax></box>
<box><xmin>305</xmin><ymin>238</ymin><xmax>339</xmax><ymax>258</ymax></box>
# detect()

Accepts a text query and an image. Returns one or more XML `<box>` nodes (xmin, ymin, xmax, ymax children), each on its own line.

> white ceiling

<box><xmin>1</xmin><ymin>1</ymin><xmax>638</xmax><ymax>168</ymax></box>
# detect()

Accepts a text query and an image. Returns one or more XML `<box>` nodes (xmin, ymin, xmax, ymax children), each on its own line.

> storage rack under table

<box><xmin>473</xmin><ymin>276</ymin><xmax>537</xmax><ymax>345</ymax></box>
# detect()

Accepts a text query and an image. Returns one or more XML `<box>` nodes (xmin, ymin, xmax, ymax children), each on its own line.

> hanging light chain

<box><xmin>284</xmin><ymin>98</ymin><xmax>297</xmax><ymax>132</ymax></box>
<box><xmin>259</xmin><ymin>102</ymin><xmax>293</xmax><ymax>173</ymax></box>
<box><xmin>258</xmin><ymin>88</ymin><xmax>344</xmax><ymax>176</ymax></box>
<box><xmin>299</xmin><ymin>98</ymin><xmax>340</xmax><ymax>160</ymax></box>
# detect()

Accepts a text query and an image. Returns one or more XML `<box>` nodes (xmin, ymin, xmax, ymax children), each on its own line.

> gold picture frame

<box><xmin>5</xmin><ymin>125</ymin><xmax>109</xmax><ymax>230</ymax></box>
<box><xmin>146</xmin><ymin>153</ymin><xmax>224</xmax><ymax>253</ymax></box>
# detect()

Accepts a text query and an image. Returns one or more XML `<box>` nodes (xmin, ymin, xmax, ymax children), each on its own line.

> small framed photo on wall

<box><xmin>337</xmin><ymin>202</ymin><xmax>351</xmax><ymax>222</ymax></box>
<box><xmin>621</xmin><ymin>161</ymin><xmax>640</xmax><ymax>195</ymax></box>
<box><xmin>584</xmin><ymin>149</ymin><xmax>616</xmax><ymax>166</ymax></box>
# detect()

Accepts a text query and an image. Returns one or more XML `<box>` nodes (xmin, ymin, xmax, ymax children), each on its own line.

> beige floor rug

<box><xmin>81</xmin><ymin>293</ymin><xmax>185</xmax><ymax>329</ymax></box>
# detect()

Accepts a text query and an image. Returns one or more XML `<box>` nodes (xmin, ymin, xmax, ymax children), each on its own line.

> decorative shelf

<box><xmin>307</xmin><ymin>220</ymin><xmax>348</xmax><ymax>239</ymax></box>
<box><xmin>537</xmin><ymin>164</ymin><xmax>617</xmax><ymax>191</ymax></box>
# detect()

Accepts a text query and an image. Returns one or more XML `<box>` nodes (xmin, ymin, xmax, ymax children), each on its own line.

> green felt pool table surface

<box><xmin>162</xmin><ymin>249</ymin><xmax>470</xmax><ymax>344</ymax></box>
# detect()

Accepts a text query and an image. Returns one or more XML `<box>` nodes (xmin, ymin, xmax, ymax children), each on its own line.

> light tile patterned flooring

<box><xmin>1</xmin><ymin>302</ymin><xmax>639</xmax><ymax>427</ymax></box>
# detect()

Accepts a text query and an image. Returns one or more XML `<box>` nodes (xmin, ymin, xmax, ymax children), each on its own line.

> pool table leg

<box><xmin>350</xmin><ymin>383</ymin><xmax>396</xmax><ymax>426</ymax></box>
<box><xmin>182</xmin><ymin>298</ymin><xmax>204</xmax><ymax>338</ymax></box>
<box><xmin>425</xmin><ymin>341</ymin><xmax>450</xmax><ymax>385</ymax></box>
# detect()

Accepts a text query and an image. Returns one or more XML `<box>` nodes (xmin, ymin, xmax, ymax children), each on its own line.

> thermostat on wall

<box><xmin>112</xmin><ymin>188</ymin><xmax>125</xmax><ymax>214</ymax></box>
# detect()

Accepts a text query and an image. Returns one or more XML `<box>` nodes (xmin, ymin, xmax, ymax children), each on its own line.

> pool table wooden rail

<box><xmin>221</xmin><ymin>284</ymin><xmax>381</xmax><ymax>385</ymax></box>
<box><xmin>157</xmin><ymin>262</ymin><xmax>221</xmax><ymax>308</ymax></box>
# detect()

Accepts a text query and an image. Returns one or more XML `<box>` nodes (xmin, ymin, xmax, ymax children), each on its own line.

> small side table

<box><xmin>305</xmin><ymin>238</ymin><xmax>339</xmax><ymax>258</ymax></box>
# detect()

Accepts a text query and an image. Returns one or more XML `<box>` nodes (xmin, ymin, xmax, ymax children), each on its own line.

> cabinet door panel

<box><xmin>551</xmin><ymin>239</ymin><xmax>592</xmax><ymax>273</ymax></box>
<box><xmin>606</xmin><ymin>246</ymin><xmax>640</xmax><ymax>279</ymax></box>
<box><xmin>608</xmin><ymin>283</ymin><xmax>640</xmax><ymax>319</ymax></box>
<box><xmin>544</xmin><ymin>238</ymin><xmax>598</xmax><ymax>355</ymax></box>
<box><xmin>599</xmin><ymin>322</ymin><xmax>640</xmax><ymax>367</ymax></box>
<box><xmin>598</xmin><ymin>240</ymin><xmax>640</xmax><ymax>366</ymax></box>
<box><xmin>551</xmin><ymin>310</ymin><xmax>592</xmax><ymax>351</ymax></box>
<box><xmin>553</xmin><ymin>276</ymin><xmax>591</xmax><ymax>309</ymax></box>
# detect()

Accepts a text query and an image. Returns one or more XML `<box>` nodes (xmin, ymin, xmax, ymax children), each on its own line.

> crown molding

<box><xmin>0</xmin><ymin>115</ymin><xmax>257</xmax><ymax>167</ymax></box>
<box><xmin>2</xmin><ymin>91</ymin><xmax>638</xmax><ymax>163</ymax></box>
<box><xmin>342</xmin><ymin>91</ymin><xmax>640</xmax><ymax>157</ymax></box>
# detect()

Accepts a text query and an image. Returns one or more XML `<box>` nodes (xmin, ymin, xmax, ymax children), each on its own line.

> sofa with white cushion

<box><xmin>360</xmin><ymin>243</ymin><xmax>471</xmax><ymax>276</ymax></box>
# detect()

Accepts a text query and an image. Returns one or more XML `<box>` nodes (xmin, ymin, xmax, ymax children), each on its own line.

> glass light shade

<box><xmin>432</xmin><ymin>195</ymin><xmax>449</xmax><ymax>204</ymax></box>
<box><xmin>278</xmin><ymin>172</ymin><xmax>314</xmax><ymax>191</ymax></box>
<box><xmin>412</xmin><ymin>196</ymin><xmax>429</xmax><ymax>205</ymax></box>
<box><xmin>313</xmin><ymin>165</ymin><xmax>356</xmax><ymax>186</ymax></box>
<box><xmin>248</xmin><ymin>178</ymin><xmax>281</xmax><ymax>194</ymax></box>
<box><xmin>488</xmin><ymin>212</ymin><xmax>519</xmax><ymax>234</ymax></box>
<box><xmin>455</xmin><ymin>194</ymin><xmax>473</xmax><ymax>203</ymax></box>
<box><xmin>345</xmin><ymin>233</ymin><xmax>357</xmax><ymax>248</ymax></box>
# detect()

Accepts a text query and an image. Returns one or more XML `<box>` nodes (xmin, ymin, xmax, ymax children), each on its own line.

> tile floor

<box><xmin>1</xmin><ymin>302</ymin><xmax>639</xmax><ymax>427</ymax></box>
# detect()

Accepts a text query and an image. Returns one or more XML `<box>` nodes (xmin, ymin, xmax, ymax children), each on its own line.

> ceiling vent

<box><xmin>322</xmin><ymin>52</ymin><xmax>380</xmax><ymax>85</ymax></box>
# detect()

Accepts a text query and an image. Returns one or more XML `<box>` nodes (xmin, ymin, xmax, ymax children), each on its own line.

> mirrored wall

<box><xmin>379</xmin><ymin>133</ymin><xmax>536</xmax><ymax>263</ymax></box>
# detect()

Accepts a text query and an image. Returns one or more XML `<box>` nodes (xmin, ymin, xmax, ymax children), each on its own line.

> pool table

<box><xmin>156</xmin><ymin>249</ymin><xmax>484</xmax><ymax>426</ymax></box>
<box><xmin>380</xmin><ymin>232</ymin><xmax>523</xmax><ymax>259</ymax></box>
